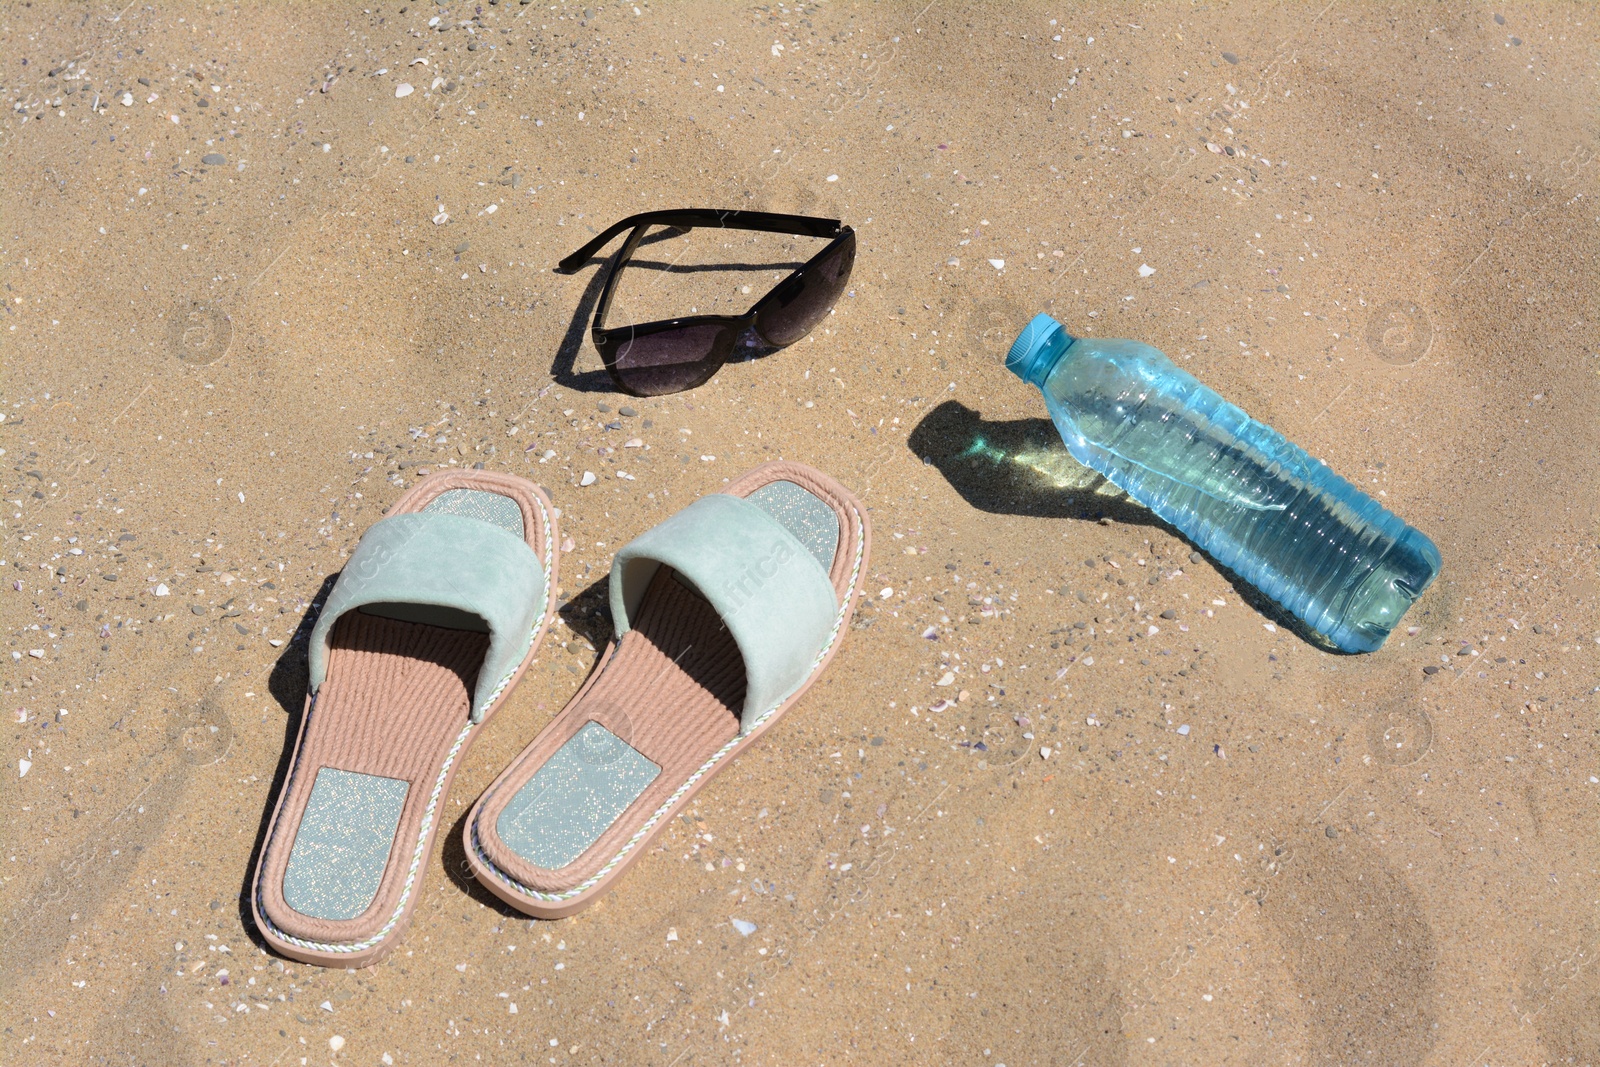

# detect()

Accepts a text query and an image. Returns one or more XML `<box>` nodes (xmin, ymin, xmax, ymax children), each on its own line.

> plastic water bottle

<box><xmin>1004</xmin><ymin>314</ymin><xmax>1440</xmax><ymax>653</ymax></box>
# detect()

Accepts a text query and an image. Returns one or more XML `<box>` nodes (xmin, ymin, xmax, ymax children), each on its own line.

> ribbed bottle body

<box><xmin>1037</xmin><ymin>337</ymin><xmax>1439</xmax><ymax>652</ymax></box>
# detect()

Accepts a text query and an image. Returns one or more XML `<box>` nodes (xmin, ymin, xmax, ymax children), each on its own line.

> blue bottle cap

<box><xmin>1004</xmin><ymin>313</ymin><xmax>1074</xmax><ymax>387</ymax></box>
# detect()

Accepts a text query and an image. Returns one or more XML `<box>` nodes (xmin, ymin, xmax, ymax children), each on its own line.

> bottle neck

<box><xmin>1005</xmin><ymin>314</ymin><xmax>1077</xmax><ymax>387</ymax></box>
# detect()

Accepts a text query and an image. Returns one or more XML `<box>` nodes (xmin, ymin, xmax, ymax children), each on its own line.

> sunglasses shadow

<box><xmin>549</xmin><ymin>263</ymin><xmax>620</xmax><ymax>395</ymax></box>
<box><xmin>550</xmin><ymin>230</ymin><xmax>813</xmax><ymax>394</ymax></box>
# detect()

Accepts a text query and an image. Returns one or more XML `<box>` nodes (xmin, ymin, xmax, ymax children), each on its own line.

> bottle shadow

<box><xmin>906</xmin><ymin>400</ymin><xmax>1340</xmax><ymax>651</ymax></box>
<box><xmin>906</xmin><ymin>398</ymin><xmax>1158</xmax><ymax>525</ymax></box>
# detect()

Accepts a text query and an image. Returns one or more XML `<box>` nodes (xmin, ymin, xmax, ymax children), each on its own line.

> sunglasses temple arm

<box><xmin>556</xmin><ymin>218</ymin><xmax>645</xmax><ymax>274</ymax></box>
<box><xmin>558</xmin><ymin>210</ymin><xmax>846</xmax><ymax>272</ymax></box>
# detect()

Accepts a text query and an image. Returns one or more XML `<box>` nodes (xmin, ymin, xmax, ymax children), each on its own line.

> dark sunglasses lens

<box><xmin>600</xmin><ymin>322</ymin><xmax>736</xmax><ymax>396</ymax></box>
<box><xmin>756</xmin><ymin>232</ymin><xmax>855</xmax><ymax>346</ymax></box>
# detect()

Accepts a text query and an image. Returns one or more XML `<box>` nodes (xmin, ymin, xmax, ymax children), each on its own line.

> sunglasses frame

<box><xmin>556</xmin><ymin>209</ymin><xmax>856</xmax><ymax>396</ymax></box>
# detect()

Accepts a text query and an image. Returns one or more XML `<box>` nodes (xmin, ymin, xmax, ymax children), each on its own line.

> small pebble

<box><xmin>1176</xmin><ymin>724</ymin><xmax>1190</xmax><ymax>735</ymax></box>
<box><xmin>201</xmin><ymin>153</ymin><xmax>226</xmax><ymax>165</ymax></box>
<box><xmin>1189</xmin><ymin>551</ymin><xmax>1203</xmax><ymax>564</ymax></box>
<box><xmin>731</xmin><ymin>918</ymin><xmax>756</xmax><ymax>937</ymax></box>
<box><xmin>1221</xmin><ymin>51</ymin><xmax>1239</xmax><ymax>64</ymax></box>
<box><xmin>455</xmin><ymin>241</ymin><xmax>471</xmax><ymax>254</ymax></box>
<box><xmin>1325</xmin><ymin>826</ymin><xmax>1338</xmax><ymax>839</ymax></box>
<box><xmin>580</xmin><ymin>471</ymin><xmax>597</xmax><ymax>486</ymax></box>
<box><xmin>618</xmin><ymin>406</ymin><xmax>638</xmax><ymax>417</ymax></box>
<box><xmin>1160</xmin><ymin>609</ymin><xmax>1176</xmax><ymax>620</ymax></box>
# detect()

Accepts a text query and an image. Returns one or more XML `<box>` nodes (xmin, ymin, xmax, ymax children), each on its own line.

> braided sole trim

<box><xmin>257</xmin><ymin>492</ymin><xmax>554</xmax><ymax>956</ymax></box>
<box><xmin>471</xmin><ymin>502</ymin><xmax>865</xmax><ymax>906</ymax></box>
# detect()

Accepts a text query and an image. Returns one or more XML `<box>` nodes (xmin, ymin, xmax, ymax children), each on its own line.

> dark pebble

<box><xmin>596</xmin><ymin>402</ymin><xmax>612</xmax><ymax>413</ymax></box>
<box><xmin>1222</xmin><ymin>52</ymin><xmax>1239</xmax><ymax>64</ymax></box>
<box><xmin>1276</xmin><ymin>284</ymin><xmax>1289</xmax><ymax>293</ymax></box>
<box><xmin>197</xmin><ymin>98</ymin><xmax>209</xmax><ymax>107</ymax></box>
<box><xmin>1422</xmin><ymin>665</ymin><xmax>1439</xmax><ymax>675</ymax></box>
<box><xmin>1457</xmin><ymin>647</ymin><xmax>1472</xmax><ymax>656</ymax></box>
<box><xmin>1531</xmin><ymin>624</ymin><xmax>1543</xmax><ymax>634</ymax></box>
<box><xmin>75</xmin><ymin>599</ymin><xmax>89</xmax><ymax>611</ymax></box>
<box><xmin>1494</xmin><ymin>13</ymin><xmax>1505</xmax><ymax>23</ymax></box>
<box><xmin>869</xmin><ymin>736</ymin><xmax>884</xmax><ymax>747</ymax></box>
<box><xmin>235</xmin><ymin>623</ymin><xmax>250</xmax><ymax>635</ymax></box>
<box><xmin>404</xmin><ymin>155</ymin><xmax>415</xmax><ymax>163</ymax></box>
<box><xmin>1160</xmin><ymin>609</ymin><xmax>1176</xmax><ymax>620</ymax></box>
<box><xmin>1511</xmin><ymin>37</ymin><xmax>1521</xmax><ymax>45</ymax></box>
<box><xmin>118</xmin><ymin>533</ymin><xmax>137</xmax><ymax>541</ymax></box>
<box><xmin>190</xmin><ymin>604</ymin><xmax>206</xmax><ymax>615</ymax></box>
<box><xmin>138</xmin><ymin>77</ymin><xmax>151</xmax><ymax>86</ymax></box>
<box><xmin>101</xmin><ymin>573</ymin><xmax>117</xmax><ymax>581</ymax></box>
<box><xmin>1189</xmin><ymin>551</ymin><xmax>1203</xmax><ymax>564</ymax></box>
<box><xmin>1325</xmin><ymin>825</ymin><xmax>1337</xmax><ymax>839</ymax></box>
<box><xmin>618</xmin><ymin>406</ymin><xmax>638</xmax><ymax>418</ymax></box>
<box><xmin>202</xmin><ymin>153</ymin><xmax>226</xmax><ymax>165</ymax></box>
<box><xmin>455</xmin><ymin>241</ymin><xmax>471</xmax><ymax>254</ymax></box>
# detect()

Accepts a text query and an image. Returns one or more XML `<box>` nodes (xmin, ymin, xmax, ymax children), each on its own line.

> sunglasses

<box><xmin>556</xmin><ymin>209</ymin><xmax>856</xmax><ymax>397</ymax></box>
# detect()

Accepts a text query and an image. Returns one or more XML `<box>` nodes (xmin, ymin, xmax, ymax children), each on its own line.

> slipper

<box><xmin>252</xmin><ymin>470</ymin><xmax>558</xmax><ymax>966</ymax></box>
<box><xmin>464</xmin><ymin>460</ymin><xmax>870</xmax><ymax>918</ymax></box>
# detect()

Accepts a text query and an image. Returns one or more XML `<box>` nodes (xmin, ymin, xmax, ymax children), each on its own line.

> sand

<box><xmin>3</xmin><ymin>1</ymin><xmax>1598</xmax><ymax>1063</ymax></box>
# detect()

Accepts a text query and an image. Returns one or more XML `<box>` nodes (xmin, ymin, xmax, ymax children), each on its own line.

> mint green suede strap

<box><xmin>610</xmin><ymin>493</ymin><xmax>838</xmax><ymax>733</ymax></box>
<box><xmin>309</xmin><ymin>513</ymin><xmax>545</xmax><ymax>721</ymax></box>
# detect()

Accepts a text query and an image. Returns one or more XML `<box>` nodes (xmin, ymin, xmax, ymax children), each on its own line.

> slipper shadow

<box><xmin>556</xmin><ymin>574</ymin><xmax>616</xmax><ymax>650</ymax></box>
<box><xmin>440</xmin><ymin>573</ymin><xmax>616</xmax><ymax>918</ymax></box>
<box><xmin>238</xmin><ymin>573</ymin><xmax>336</xmax><ymax>953</ymax></box>
<box><xmin>907</xmin><ymin>400</ymin><xmax>1343</xmax><ymax>651</ymax></box>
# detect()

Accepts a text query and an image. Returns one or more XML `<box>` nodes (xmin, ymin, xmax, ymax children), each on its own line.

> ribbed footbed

<box><xmin>474</xmin><ymin>474</ymin><xmax>843</xmax><ymax>894</ymax></box>
<box><xmin>262</xmin><ymin>613</ymin><xmax>488</xmax><ymax>934</ymax></box>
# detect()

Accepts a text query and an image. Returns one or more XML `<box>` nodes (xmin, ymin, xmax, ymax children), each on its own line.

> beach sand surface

<box><xmin>2</xmin><ymin>2</ymin><xmax>1597</xmax><ymax>1064</ymax></box>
